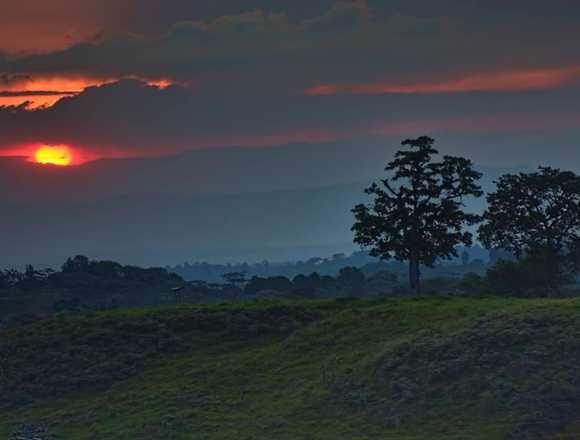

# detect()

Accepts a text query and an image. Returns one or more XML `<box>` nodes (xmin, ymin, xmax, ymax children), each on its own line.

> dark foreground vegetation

<box><xmin>0</xmin><ymin>256</ymin><xmax>183</xmax><ymax>323</ymax></box>
<box><xmin>3</xmin><ymin>297</ymin><xmax>580</xmax><ymax>439</ymax></box>
<box><xmin>4</xmin><ymin>251</ymin><xmax>579</xmax><ymax>328</ymax></box>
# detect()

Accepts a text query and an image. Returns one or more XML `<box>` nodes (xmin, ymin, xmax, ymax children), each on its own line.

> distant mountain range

<box><xmin>0</xmin><ymin>140</ymin><xmax>527</xmax><ymax>268</ymax></box>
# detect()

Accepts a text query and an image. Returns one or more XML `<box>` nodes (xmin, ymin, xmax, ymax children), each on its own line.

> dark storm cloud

<box><xmin>0</xmin><ymin>74</ymin><xmax>31</xmax><ymax>86</ymax></box>
<box><xmin>121</xmin><ymin>0</ymin><xmax>580</xmax><ymax>32</ymax></box>
<box><xmin>1</xmin><ymin>1</ymin><xmax>580</xmax><ymax>164</ymax></box>
<box><xmin>3</xmin><ymin>0</ymin><xmax>580</xmax><ymax>95</ymax></box>
<box><xmin>303</xmin><ymin>0</ymin><xmax>369</xmax><ymax>31</ymax></box>
<box><xmin>2</xmin><ymin>79</ymin><xmax>580</xmax><ymax>159</ymax></box>
<box><xmin>2</xmin><ymin>0</ymin><xmax>580</xmax><ymax>269</ymax></box>
<box><xmin>366</xmin><ymin>0</ymin><xmax>580</xmax><ymax>19</ymax></box>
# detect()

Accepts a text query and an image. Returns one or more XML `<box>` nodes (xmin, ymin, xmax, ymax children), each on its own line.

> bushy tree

<box><xmin>62</xmin><ymin>255</ymin><xmax>90</xmax><ymax>273</ymax></box>
<box><xmin>0</xmin><ymin>269</ymin><xmax>24</xmax><ymax>288</ymax></box>
<box><xmin>292</xmin><ymin>272</ymin><xmax>335</xmax><ymax>298</ymax></box>
<box><xmin>484</xmin><ymin>251</ymin><xmax>575</xmax><ymax>297</ymax></box>
<box><xmin>337</xmin><ymin>267</ymin><xmax>365</xmax><ymax>296</ymax></box>
<box><xmin>458</xmin><ymin>272</ymin><xmax>486</xmax><ymax>296</ymax></box>
<box><xmin>479</xmin><ymin>167</ymin><xmax>580</xmax><ymax>291</ymax></box>
<box><xmin>24</xmin><ymin>265</ymin><xmax>35</xmax><ymax>280</ymax></box>
<box><xmin>352</xmin><ymin>136</ymin><xmax>482</xmax><ymax>293</ymax></box>
<box><xmin>89</xmin><ymin>260</ymin><xmax>123</xmax><ymax>279</ymax></box>
<box><xmin>244</xmin><ymin>276</ymin><xmax>293</xmax><ymax>295</ymax></box>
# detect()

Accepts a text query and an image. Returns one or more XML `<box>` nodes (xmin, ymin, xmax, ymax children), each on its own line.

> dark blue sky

<box><xmin>0</xmin><ymin>1</ymin><xmax>579</xmax><ymax>266</ymax></box>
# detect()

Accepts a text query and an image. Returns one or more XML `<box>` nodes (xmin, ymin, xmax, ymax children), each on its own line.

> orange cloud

<box><xmin>0</xmin><ymin>77</ymin><xmax>97</xmax><ymax>93</ymax></box>
<box><xmin>0</xmin><ymin>94</ymin><xmax>72</xmax><ymax>109</ymax></box>
<box><xmin>305</xmin><ymin>66</ymin><xmax>580</xmax><ymax>96</ymax></box>
<box><xmin>0</xmin><ymin>77</ymin><xmax>174</xmax><ymax>109</ymax></box>
<box><xmin>0</xmin><ymin>0</ymin><xmax>136</xmax><ymax>54</ymax></box>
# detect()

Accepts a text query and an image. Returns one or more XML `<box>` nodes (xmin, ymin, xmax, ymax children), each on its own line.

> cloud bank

<box><xmin>1</xmin><ymin>1</ymin><xmax>580</xmax><ymax>162</ymax></box>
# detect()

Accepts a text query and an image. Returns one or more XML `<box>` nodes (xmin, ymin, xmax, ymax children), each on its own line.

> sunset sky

<box><xmin>2</xmin><ymin>0</ymin><xmax>580</xmax><ymax>266</ymax></box>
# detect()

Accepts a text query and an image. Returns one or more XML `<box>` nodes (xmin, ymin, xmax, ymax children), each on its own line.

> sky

<box><xmin>1</xmin><ymin>0</ymin><xmax>580</xmax><ymax>267</ymax></box>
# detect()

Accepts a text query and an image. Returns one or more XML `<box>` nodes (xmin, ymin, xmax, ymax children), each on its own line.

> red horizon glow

<box><xmin>1</xmin><ymin>143</ymin><xmax>108</xmax><ymax>166</ymax></box>
<box><xmin>305</xmin><ymin>66</ymin><xmax>580</xmax><ymax>96</ymax></box>
<box><xmin>1</xmin><ymin>111</ymin><xmax>579</xmax><ymax>166</ymax></box>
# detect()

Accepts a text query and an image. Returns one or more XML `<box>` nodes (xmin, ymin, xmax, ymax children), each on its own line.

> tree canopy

<box><xmin>478</xmin><ymin>167</ymin><xmax>580</xmax><ymax>259</ymax></box>
<box><xmin>352</xmin><ymin>136</ymin><xmax>483</xmax><ymax>293</ymax></box>
<box><xmin>478</xmin><ymin>167</ymin><xmax>580</xmax><ymax>291</ymax></box>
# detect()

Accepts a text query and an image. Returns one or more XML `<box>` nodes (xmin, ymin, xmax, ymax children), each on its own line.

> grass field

<box><xmin>3</xmin><ymin>297</ymin><xmax>580</xmax><ymax>439</ymax></box>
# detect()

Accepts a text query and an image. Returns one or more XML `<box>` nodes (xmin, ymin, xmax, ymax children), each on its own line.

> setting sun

<box><xmin>35</xmin><ymin>145</ymin><xmax>73</xmax><ymax>166</ymax></box>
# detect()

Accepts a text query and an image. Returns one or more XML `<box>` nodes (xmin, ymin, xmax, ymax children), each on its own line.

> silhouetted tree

<box><xmin>62</xmin><ymin>255</ymin><xmax>90</xmax><ymax>273</ymax></box>
<box><xmin>352</xmin><ymin>136</ymin><xmax>482</xmax><ymax>294</ymax></box>
<box><xmin>244</xmin><ymin>276</ymin><xmax>293</xmax><ymax>295</ymax></box>
<box><xmin>1</xmin><ymin>269</ymin><xmax>24</xmax><ymax>287</ymax></box>
<box><xmin>484</xmin><ymin>252</ymin><xmax>574</xmax><ymax>297</ymax></box>
<box><xmin>458</xmin><ymin>272</ymin><xmax>486</xmax><ymax>296</ymax></box>
<box><xmin>291</xmin><ymin>272</ymin><xmax>335</xmax><ymax>298</ymax></box>
<box><xmin>89</xmin><ymin>260</ymin><xmax>123</xmax><ymax>279</ymax></box>
<box><xmin>24</xmin><ymin>265</ymin><xmax>37</xmax><ymax>282</ymax></box>
<box><xmin>337</xmin><ymin>266</ymin><xmax>365</xmax><ymax>296</ymax></box>
<box><xmin>479</xmin><ymin>167</ymin><xmax>580</xmax><ymax>257</ymax></box>
<box><xmin>479</xmin><ymin>167</ymin><xmax>580</xmax><ymax>292</ymax></box>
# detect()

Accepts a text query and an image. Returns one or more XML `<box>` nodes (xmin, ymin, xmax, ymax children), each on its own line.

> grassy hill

<box><xmin>2</xmin><ymin>297</ymin><xmax>580</xmax><ymax>439</ymax></box>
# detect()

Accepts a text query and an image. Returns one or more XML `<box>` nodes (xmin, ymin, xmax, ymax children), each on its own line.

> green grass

<box><xmin>3</xmin><ymin>297</ymin><xmax>580</xmax><ymax>439</ymax></box>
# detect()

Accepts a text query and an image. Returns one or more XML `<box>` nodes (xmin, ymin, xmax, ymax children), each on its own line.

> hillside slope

<box><xmin>2</xmin><ymin>298</ymin><xmax>580</xmax><ymax>439</ymax></box>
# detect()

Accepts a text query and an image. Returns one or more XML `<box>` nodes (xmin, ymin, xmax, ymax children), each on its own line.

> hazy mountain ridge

<box><xmin>0</xmin><ymin>141</ymin><xmax>527</xmax><ymax>268</ymax></box>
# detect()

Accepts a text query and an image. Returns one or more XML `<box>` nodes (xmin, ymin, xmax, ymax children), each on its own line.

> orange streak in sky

<box><xmin>0</xmin><ymin>95</ymin><xmax>72</xmax><ymax>108</ymax></box>
<box><xmin>0</xmin><ymin>77</ymin><xmax>174</xmax><ymax>109</ymax></box>
<box><xmin>1</xmin><ymin>78</ymin><xmax>100</xmax><ymax>93</ymax></box>
<box><xmin>305</xmin><ymin>66</ymin><xmax>580</xmax><ymax>96</ymax></box>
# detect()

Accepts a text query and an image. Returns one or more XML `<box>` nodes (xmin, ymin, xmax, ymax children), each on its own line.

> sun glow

<box><xmin>34</xmin><ymin>145</ymin><xmax>73</xmax><ymax>166</ymax></box>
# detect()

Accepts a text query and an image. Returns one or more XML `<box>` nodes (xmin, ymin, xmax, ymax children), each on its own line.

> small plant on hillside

<box><xmin>352</xmin><ymin>136</ymin><xmax>483</xmax><ymax>294</ymax></box>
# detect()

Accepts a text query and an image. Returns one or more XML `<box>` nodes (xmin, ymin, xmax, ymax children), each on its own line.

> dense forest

<box><xmin>0</xmin><ymin>252</ymin><xmax>469</xmax><ymax>323</ymax></box>
<box><xmin>1</xmin><ymin>247</ymin><xmax>578</xmax><ymax>327</ymax></box>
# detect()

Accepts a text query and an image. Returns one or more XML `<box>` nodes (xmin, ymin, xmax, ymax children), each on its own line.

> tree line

<box><xmin>0</xmin><ymin>255</ymin><xmax>182</xmax><ymax>289</ymax></box>
<box><xmin>167</xmin><ymin>252</ymin><xmax>386</xmax><ymax>283</ymax></box>
<box><xmin>353</xmin><ymin>136</ymin><xmax>580</xmax><ymax>295</ymax></box>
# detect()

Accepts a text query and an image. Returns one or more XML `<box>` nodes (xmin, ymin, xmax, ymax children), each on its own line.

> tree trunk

<box><xmin>416</xmin><ymin>264</ymin><xmax>421</xmax><ymax>295</ymax></box>
<box><xmin>409</xmin><ymin>258</ymin><xmax>421</xmax><ymax>295</ymax></box>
